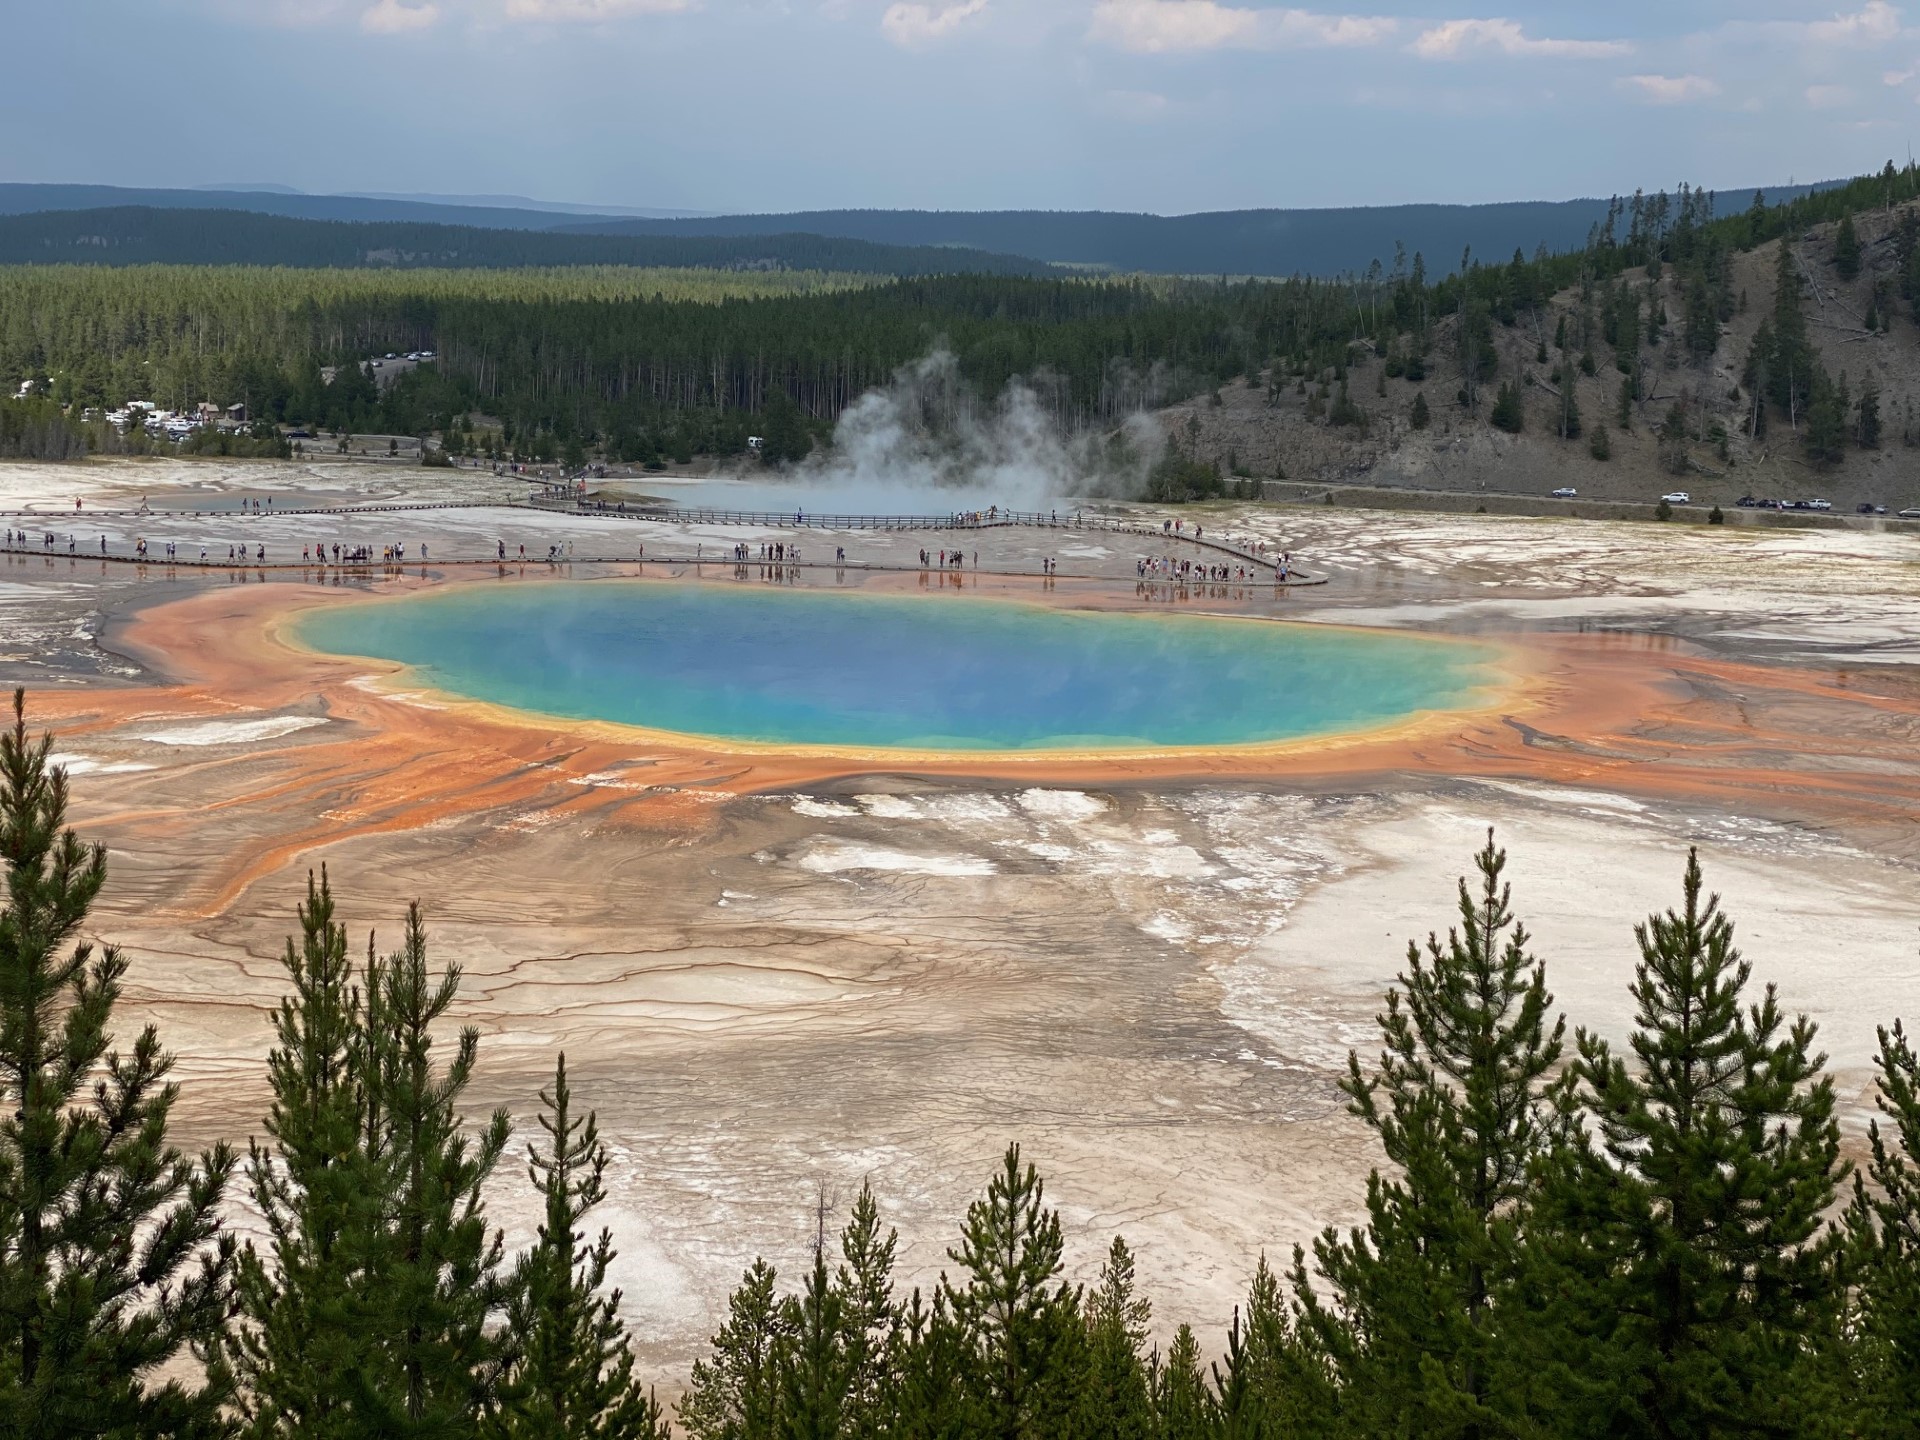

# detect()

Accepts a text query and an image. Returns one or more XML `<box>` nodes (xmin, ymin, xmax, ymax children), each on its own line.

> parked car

<box><xmin>1737</xmin><ymin>495</ymin><xmax>1759</xmax><ymax>508</ymax></box>
<box><xmin>1856</xmin><ymin>503</ymin><xmax>1888</xmax><ymax>515</ymax></box>
<box><xmin>1551</xmin><ymin>487</ymin><xmax>1577</xmax><ymax>498</ymax></box>
<box><xmin>1899</xmin><ymin>508</ymin><xmax>1920</xmax><ymax>519</ymax></box>
<box><xmin>1661</xmin><ymin>492</ymin><xmax>1691</xmax><ymax>505</ymax></box>
<box><xmin>1808</xmin><ymin>499</ymin><xmax>1833</xmax><ymax>511</ymax></box>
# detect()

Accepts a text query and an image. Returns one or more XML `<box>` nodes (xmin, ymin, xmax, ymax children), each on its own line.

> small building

<box><xmin>226</xmin><ymin>402</ymin><xmax>248</xmax><ymax>424</ymax></box>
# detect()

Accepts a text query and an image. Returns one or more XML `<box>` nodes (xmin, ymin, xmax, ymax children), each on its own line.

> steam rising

<box><xmin>783</xmin><ymin>351</ymin><xmax>1162</xmax><ymax>512</ymax></box>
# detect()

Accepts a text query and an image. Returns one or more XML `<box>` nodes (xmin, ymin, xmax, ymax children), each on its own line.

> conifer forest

<box><xmin>5</xmin><ymin>165</ymin><xmax>1918</xmax><ymax>472</ymax></box>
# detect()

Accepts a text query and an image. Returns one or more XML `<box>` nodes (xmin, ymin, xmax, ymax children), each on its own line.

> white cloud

<box><xmin>1887</xmin><ymin>64</ymin><xmax>1919</xmax><ymax>84</ymax></box>
<box><xmin>1411</xmin><ymin>17</ymin><xmax>1630</xmax><ymax>60</ymax></box>
<box><xmin>1619</xmin><ymin>72</ymin><xmax>1721</xmax><ymax>104</ymax></box>
<box><xmin>881</xmin><ymin>0</ymin><xmax>988</xmax><ymax>47</ymax></box>
<box><xmin>1804</xmin><ymin>0</ymin><xmax>1902</xmax><ymax>45</ymax></box>
<box><xmin>505</xmin><ymin>0</ymin><xmax>690</xmax><ymax>18</ymax></box>
<box><xmin>1089</xmin><ymin>0</ymin><xmax>1254</xmax><ymax>51</ymax></box>
<box><xmin>1805</xmin><ymin>82</ymin><xmax>1853</xmax><ymax>106</ymax></box>
<box><xmin>361</xmin><ymin>0</ymin><xmax>439</xmax><ymax>31</ymax></box>
<box><xmin>1086</xmin><ymin>0</ymin><xmax>1393</xmax><ymax>55</ymax></box>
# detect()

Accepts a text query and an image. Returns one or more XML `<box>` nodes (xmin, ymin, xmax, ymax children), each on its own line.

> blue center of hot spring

<box><xmin>295</xmin><ymin>582</ymin><xmax>1501</xmax><ymax>751</ymax></box>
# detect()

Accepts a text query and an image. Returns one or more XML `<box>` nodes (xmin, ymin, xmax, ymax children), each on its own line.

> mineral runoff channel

<box><xmin>7</xmin><ymin>458</ymin><xmax>1920</xmax><ymax>1384</ymax></box>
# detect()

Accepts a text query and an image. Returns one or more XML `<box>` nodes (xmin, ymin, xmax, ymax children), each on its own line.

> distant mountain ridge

<box><xmin>0</xmin><ymin>206</ymin><xmax>1050</xmax><ymax>277</ymax></box>
<box><xmin>0</xmin><ymin>180</ymin><xmax>1846</xmax><ymax>278</ymax></box>
<box><xmin>556</xmin><ymin>191</ymin><xmax>1842</xmax><ymax>276</ymax></box>
<box><xmin>0</xmin><ymin>185</ymin><xmax>607</xmax><ymax>233</ymax></box>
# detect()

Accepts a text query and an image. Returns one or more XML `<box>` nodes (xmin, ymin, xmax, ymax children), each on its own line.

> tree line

<box><xmin>0</xmin><ymin>206</ymin><xmax>1048</xmax><ymax>279</ymax></box>
<box><xmin>6</xmin><ymin>685</ymin><xmax>1920</xmax><ymax>1437</ymax></box>
<box><xmin>2</xmin><ymin>162</ymin><xmax>1917</xmax><ymax>471</ymax></box>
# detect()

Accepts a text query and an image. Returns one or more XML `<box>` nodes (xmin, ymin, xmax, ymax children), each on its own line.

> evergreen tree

<box><xmin>1834</xmin><ymin>212</ymin><xmax>1862</xmax><ymax>282</ymax></box>
<box><xmin>893</xmin><ymin>1287</ymin><xmax>979</xmax><ymax>1440</ymax></box>
<box><xmin>1845</xmin><ymin>1019</ymin><xmax>1920</xmax><ymax>1437</ymax></box>
<box><xmin>779</xmin><ymin>1249</ymin><xmax>853</xmax><ymax>1440</ymax></box>
<box><xmin>1080</xmin><ymin>1237</ymin><xmax>1153</xmax><ymax>1440</ymax></box>
<box><xmin>1857</xmin><ymin>377</ymin><xmax>1882</xmax><ymax>449</ymax></box>
<box><xmin>1683</xmin><ymin>274</ymin><xmax>1718</xmax><ymax>363</ymax></box>
<box><xmin>944</xmin><ymin>1145</ymin><xmax>1083</xmax><ymax>1440</ymax></box>
<box><xmin>1768</xmin><ymin>241</ymin><xmax>1813</xmax><ymax>425</ymax></box>
<box><xmin>1805</xmin><ymin>369</ymin><xmax>1848</xmax><ymax>467</ymax></box>
<box><xmin>1409</xmin><ymin>391</ymin><xmax>1430</xmax><ymax>430</ymax></box>
<box><xmin>833</xmin><ymin>1182</ymin><xmax>900</xmax><ymax>1440</ymax></box>
<box><xmin>226</xmin><ymin>869</ymin><xmax>385</xmax><ymax>1440</ymax></box>
<box><xmin>1528</xmin><ymin>850</ymin><xmax>1845</xmax><ymax>1438</ymax></box>
<box><xmin>0</xmin><ymin>690</ymin><xmax>235</xmax><ymax>1439</ymax></box>
<box><xmin>1304</xmin><ymin>832</ymin><xmax>1564</xmax><ymax>1438</ymax></box>
<box><xmin>232</xmin><ymin>893</ymin><xmax>511</xmax><ymax>1438</ymax></box>
<box><xmin>1151</xmin><ymin>1325</ymin><xmax>1213</xmax><ymax>1440</ymax></box>
<box><xmin>357</xmin><ymin>904</ymin><xmax>512</xmax><ymax>1434</ymax></box>
<box><xmin>680</xmin><ymin>1260</ymin><xmax>793</xmax><ymax>1440</ymax></box>
<box><xmin>492</xmin><ymin>1055</ymin><xmax>667</xmax><ymax>1440</ymax></box>
<box><xmin>1556</xmin><ymin>366</ymin><xmax>1581</xmax><ymax>439</ymax></box>
<box><xmin>1489</xmin><ymin>380</ymin><xmax>1523</xmax><ymax>433</ymax></box>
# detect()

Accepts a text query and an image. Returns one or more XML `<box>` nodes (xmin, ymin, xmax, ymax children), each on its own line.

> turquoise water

<box><xmin>296</xmin><ymin>583</ymin><xmax>1502</xmax><ymax>752</ymax></box>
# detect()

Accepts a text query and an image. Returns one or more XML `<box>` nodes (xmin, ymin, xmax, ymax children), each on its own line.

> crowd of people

<box><xmin>3</xmin><ymin>517</ymin><xmax>1302</xmax><ymax>584</ymax></box>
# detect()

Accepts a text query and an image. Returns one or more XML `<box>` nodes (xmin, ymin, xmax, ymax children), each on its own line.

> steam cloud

<box><xmin>783</xmin><ymin>350</ymin><xmax>1164</xmax><ymax>512</ymax></box>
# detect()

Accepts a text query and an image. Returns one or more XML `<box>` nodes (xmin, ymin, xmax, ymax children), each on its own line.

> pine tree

<box><xmin>1489</xmin><ymin>380</ymin><xmax>1524</xmax><ymax>434</ymax></box>
<box><xmin>372</xmin><ymin>905</ymin><xmax>512</xmax><ymax>1430</ymax></box>
<box><xmin>944</xmin><ymin>1145</ymin><xmax>1083</xmax><ymax>1439</ymax></box>
<box><xmin>779</xmin><ymin>1249</ymin><xmax>853</xmax><ymax>1440</ymax></box>
<box><xmin>1080</xmin><ymin>1237</ymin><xmax>1153</xmax><ymax>1440</ymax></box>
<box><xmin>1835</xmin><ymin>212</ymin><xmax>1862</xmax><ymax>282</ymax></box>
<box><xmin>1529</xmin><ymin>850</ymin><xmax>1845</xmax><ymax>1438</ymax></box>
<box><xmin>1305</xmin><ymin>832</ymin><xmax>1564</xmax><ymax>1437</ymax></box>
<box><xmin>1557</xmin><ymin>366</ymin><xmax>1581</xmax><ymax>439</ymax></box>
<box><xmin>1770</xmin><ymin>241</ymin><xmax>1813</xmax><ymax>425</ymax></box>
<box><xmin>1845</xmin><ymin>1020</ymin><xmax>1920</xmax><ymax>1437</ymax></box>
<box><xmin>0</xmin><ymin>690</ymin><xmax>235</xmax><ymax>1438</ymax></box>
<box><xmin>1857</xmin><ymin>377</ymin><xmax>1883</xmax><ymax>449</ymax></box>
<box><xmin>893</xmin><ymin>1287</ymin><xmax>978</xmax><ymax>1440</ymax></box>
<box><xmin>1683</xmin><ymin>274</ymin><xmax>1718</xmax><ymax>363</ymax></box>
<box><xmin>226</xmin><ymin>868</ymin><xmax>386</xmax><ymax>1439</ymax></box>
<box><xmin>1409</xmin><ymin>391</ymin><xmax>1430</xmax><ymax>430</ymax></box>
<box><xmin>1805</xmin><ymin>369</ymin><xmax>1848</xmax><ymax>467</ymax></box>
<box><xmin>680</xmin><ymin>1260</ymin><xmax>793</xmax><ymax>1440</ymax></box>
<box><xmin>834</xmin><ymin>1182</ymin><xmax>900</xmax><ymax>1440</ymax></box>
<box><xmin>235</xmin><ymin>895</ymin><xmax>511</xmax><ymax>1437</ymax></box>
<box><xmin>1151</xmin><ymin>1325</ymin><xmax>1213</xmax><ymax>1440</ymax></box>
<box><xmin>492</xmin><ymin>1055</ymin><xmax>667</xmax><ymax>1440</ymax></box>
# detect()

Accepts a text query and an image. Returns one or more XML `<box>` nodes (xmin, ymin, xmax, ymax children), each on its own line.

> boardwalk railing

<box><xmin>539</xmin><ymin>500</ymin><xmax>1286</xmax><ymax>573</ymax></box>
<box><xmin>5</xmin><ymin>495</ymin><xmax>1297</xmax><ymax>577</ymax></box>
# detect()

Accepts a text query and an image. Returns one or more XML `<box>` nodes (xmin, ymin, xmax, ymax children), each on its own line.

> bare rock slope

<box><xmin>1159</xmin><ymin>210</ymin><xmax>1919</xmax><ymax>512</ymax></box>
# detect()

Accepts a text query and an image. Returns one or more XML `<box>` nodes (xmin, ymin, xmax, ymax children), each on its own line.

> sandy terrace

<box><xmin>4</xmin><ymin>458</ymin><xmax>1920</xmax><ymax>1384</ymax></box>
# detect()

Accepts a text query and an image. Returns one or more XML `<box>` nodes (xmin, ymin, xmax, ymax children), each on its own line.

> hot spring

<box><xmin>295</xmin><ymin>582</ymin><xmax>1505</xmax><ymax>752</ymax></box>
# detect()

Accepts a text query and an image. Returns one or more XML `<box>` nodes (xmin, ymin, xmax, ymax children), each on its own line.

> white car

<box><xmin>1661</xmin><ymin>492</ymin><xmax>1690</xmax><ymax>504</ymax></box>
<box><xmin>1808</xmin><ymin>498</ymin><xmax>1832</xmax><ymax>511</ymax></box>
<box><xmin>1551</xmin><ymin>486</ymin><xmax>1577</xmax><ymax>498</ymax></box>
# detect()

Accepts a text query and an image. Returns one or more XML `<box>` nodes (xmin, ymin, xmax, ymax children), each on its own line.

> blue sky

<box><xmin>6</xmin><ymin>0</ymin><xmax>1916</xmax><ymax>213</ymax></box>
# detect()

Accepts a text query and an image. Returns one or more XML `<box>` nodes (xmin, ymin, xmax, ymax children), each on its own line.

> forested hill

<box><xmin>0</xmin><ymin>207</ymin><xmax>1050</xmax><ymax>277</ymax></box>
<box><xmin>1</xmin><ymin>179</ymin><xmax>1844</xmax><ymax>278</ymax></box>
<box><xmin>0</xmin><ymin>183</ymin><xmax>598</xmax><ymax>231</ymax></box>
<box><xmin>557</xmin><ymin>188</ymin><xmax>1841</xmax><ymax>277</ymax></box>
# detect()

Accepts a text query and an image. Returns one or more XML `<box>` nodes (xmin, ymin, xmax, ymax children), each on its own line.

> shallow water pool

<box><xmin>297</xmin><ymin>582</ymin><xmax>1504</xmax><ymax>752</ymax></box>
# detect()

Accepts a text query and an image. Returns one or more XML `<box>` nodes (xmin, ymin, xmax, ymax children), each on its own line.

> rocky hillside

<box><xmin>1160</xmin><ymin>207</ymin><xmax>1918</xmax><ymax>513</ymax></box>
